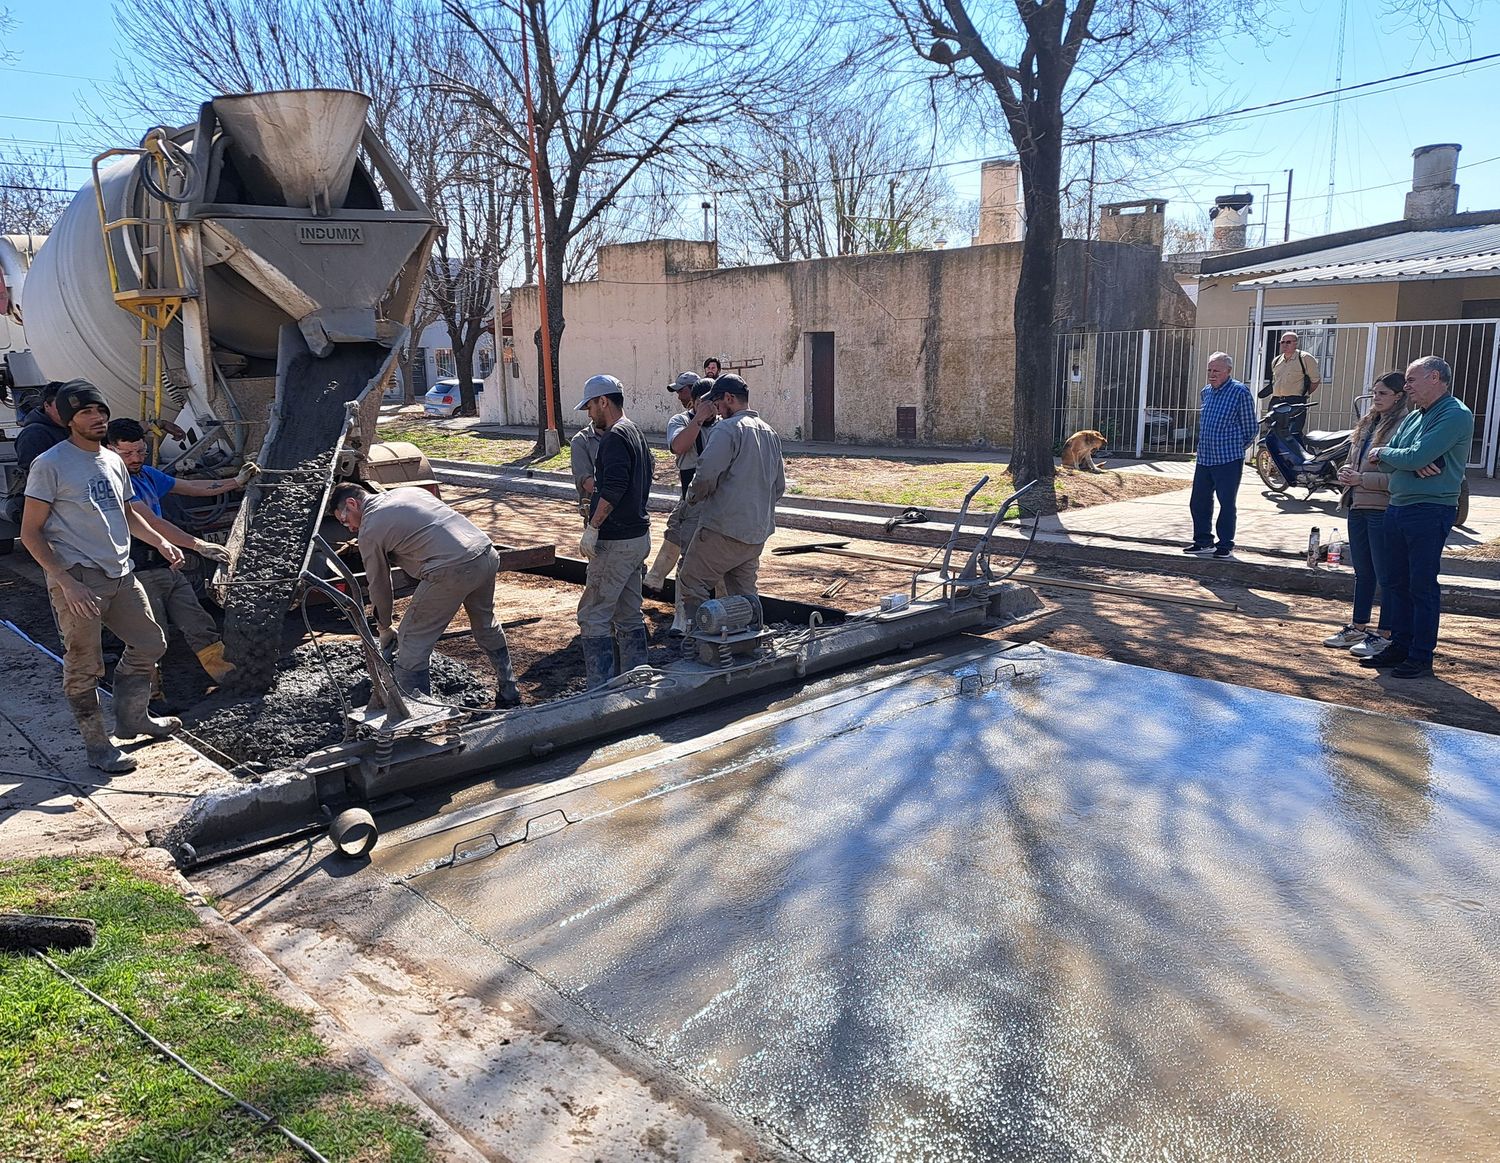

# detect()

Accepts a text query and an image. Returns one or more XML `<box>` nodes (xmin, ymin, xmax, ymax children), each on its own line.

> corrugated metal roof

<box><xmin>1216</xmin><ymin>223</ymin><xmax>1500</xmax><ymax>288</ymax></box>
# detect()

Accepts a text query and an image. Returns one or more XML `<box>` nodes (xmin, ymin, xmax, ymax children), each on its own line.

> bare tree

<box><xmin>0</xmin><ymin>149</ymin><xmax>72</xmax><ymax>236</ymax></box>
<box><xmin>443</xmin><ymin>0</ymin><xmax>825</xmax><ymax>449</ymax></box>
<box><xmin>721</xmin><ymin>96</ymin><xmax>967</xmax><ymax>264</ymax></box>
<box><xmin>881</xmin><ymin>0</ymin><xmax>1271</xmax><ymax>491</ymax></box>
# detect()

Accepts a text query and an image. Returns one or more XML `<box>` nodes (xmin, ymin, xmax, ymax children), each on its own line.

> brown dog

<box><xmin>1061</xmin><ymin>429</ymin><xmax>1107</xmax><ymax>472</ymax></box>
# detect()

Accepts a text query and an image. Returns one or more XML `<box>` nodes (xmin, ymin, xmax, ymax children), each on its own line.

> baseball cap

<box><xmin>574</xmin><ymin>373</ymin><xmax>624</xmax><ymax>410</ymax></box>
<box><xmin>668</xmin><ymin>371</ymin><xmax>698</xmax><ymax>393</ymax></box>
<box><xmin>691</xmin><ymin>377</ymin><xmax>716</xmax><ymax>399</ymax></box>
<box><xmin>707</xmin><ymin>373</ymin><xmax>749</xmax><ymax>401</ymax></box>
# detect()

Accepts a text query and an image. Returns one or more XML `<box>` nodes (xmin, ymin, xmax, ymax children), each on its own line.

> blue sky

<box><xmin>4</xmin><ymin>0</ymin><xmax>1497</xmax><ymax>246</ymax></box>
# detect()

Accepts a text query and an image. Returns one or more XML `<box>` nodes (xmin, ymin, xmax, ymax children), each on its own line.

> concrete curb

<box><xmin>435</xmin><ymin>460</ymin><xmax>1500</xmax><ymax>617</ymax></box>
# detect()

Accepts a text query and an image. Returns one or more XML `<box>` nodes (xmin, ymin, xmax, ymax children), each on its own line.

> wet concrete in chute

<box><xmin>381</xmin><ymin>645</ymin><xmax>1500</xmax><ymax>1162</ymax></box>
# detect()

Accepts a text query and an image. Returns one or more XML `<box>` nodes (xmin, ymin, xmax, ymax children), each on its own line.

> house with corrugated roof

<box><xmin>1193</xmin><ymin>145</ymin><xmax>1498</xmax><ymax>470</ymax></box>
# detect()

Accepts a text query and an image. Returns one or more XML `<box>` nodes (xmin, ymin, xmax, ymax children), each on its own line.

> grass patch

<box><xmin>0</xmin><ymin>857</ymin><xmax>433</xmax><ymax>1162</ymax></box>
<box><xmin>381</xmin><ymin>420</ymin><xmax>1189</xmax><ymax>512</ymax></box>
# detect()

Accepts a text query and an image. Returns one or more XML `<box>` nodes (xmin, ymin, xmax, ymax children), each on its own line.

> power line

<box><xmin>0</xmin><ymin>65</ymin><xmax>113</xmax><ymax>83</ymax></box>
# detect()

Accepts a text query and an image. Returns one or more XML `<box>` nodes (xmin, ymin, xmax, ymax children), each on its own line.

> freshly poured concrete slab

<box><xmin>386</xmin><ymin>644</ymin><xmax>1500</xmax><ymax>1162</ymax></box>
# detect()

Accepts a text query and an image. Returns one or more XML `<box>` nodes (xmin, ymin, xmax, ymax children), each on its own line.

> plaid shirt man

<box><xmin>1197</xmin><ymin>377</ymin><xmax>1257</xmax><ymax>465</ymax></box>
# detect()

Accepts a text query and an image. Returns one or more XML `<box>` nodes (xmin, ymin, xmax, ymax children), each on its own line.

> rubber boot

<box><xmin>642</xmin><ymin>541</ymin><xmax>681</xmax><ymax>592</ymax></box>
<box><xmin>195</xmin><ymin>641</ymin><xmax>236</xmax><ymax>683</ymax></box>
<box><xmin>580</xmin><ymin>635</ymin><xmax>616</xmax><ymax>690</ymax></box>
<box><xmin>394</xmin><ymin>666</ymin><xmax>432</xmax><ymax>700</ymax></box>
<box><xmin>487</xmin><ymin>646</ymin><xmax>522</xmax><ymax>708</ymax></box>
<box><xmin>616</xmin><ymin>624</ymin><xmax>649</xmax><ymax>673</ymax></box>
<box><xmin>112</xmin><ymin>674</ymin><xmax>181</xmax><ymax>739</ymax></box>
<box><xmin>669</xmin><ymin>591</ymin><xmax>689</xmax><ymax>637</ymax></box>
<box><xmin>68</xmin><ymin>693</ymin><xmax>136</xmax><ymax>773</ymax></box>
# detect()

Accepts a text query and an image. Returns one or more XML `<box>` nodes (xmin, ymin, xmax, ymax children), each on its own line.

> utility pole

<box><xmin>701</xmin><ymin>199</ymin><xmax>711</xmax><ymax>243</ymax></box>
<box><xmin>887</xmin><ymin>177</ymin><xmax>896</xmax><ymax>250</ymax></box>
<box><xmin>1283</xmin><ymin>169</ymin><xmax>1293</xmax><ymax>242</ymax></box>
<box><xmin>780</xmin><ymin>151</ymin><xmax>791</xmax><ymax>261</ymax></box>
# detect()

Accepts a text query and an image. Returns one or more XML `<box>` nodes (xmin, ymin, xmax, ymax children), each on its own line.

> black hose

<box><xmin>135</xmin><ymin>132</ymin><xmax>198</xmax><ymax>205</ymax></box>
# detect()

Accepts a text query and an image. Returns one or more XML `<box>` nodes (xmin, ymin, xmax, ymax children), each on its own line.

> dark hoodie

<box><xmin>15</xmin><ymin>406</ymin><xmax>67</xmax><ymax>472</ymax></box>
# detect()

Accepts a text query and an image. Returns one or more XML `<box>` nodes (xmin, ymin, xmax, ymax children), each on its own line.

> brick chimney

<box><xmin>1208</xmin><ymin>193</ymin><xmax>1253</xmax><ymax>251</ymax></box>
<box><xmin>1404</xmin><ymin>143</ymin><xmax>1460</xmax><ymax>220</ymax></box>
<box><xmin>1098</xmin><ymin>199</ymin><xmax>1166</xmax><ymax>248</ymax></box>
<box><xmin>975</xmin><ymin>159</ymin><xmax>1023</xmax><ymax>245</ymax></box>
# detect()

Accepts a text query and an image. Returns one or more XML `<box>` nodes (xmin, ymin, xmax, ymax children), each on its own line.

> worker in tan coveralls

<box><xmin>676</xmin><ymin>374</ymin><xmax>785</xmax><ymax>631</ymax></box>
<box><xmin>330</xmin><ymin>483</ymin><xmax>521</xmax><ymax>708</ymax></box>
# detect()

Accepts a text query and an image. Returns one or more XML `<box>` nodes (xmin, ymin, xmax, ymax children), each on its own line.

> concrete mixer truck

<box><xmin>0</xmin><ymin>89</ymin><xmax>441</xmax><ymax>688</ymax></box>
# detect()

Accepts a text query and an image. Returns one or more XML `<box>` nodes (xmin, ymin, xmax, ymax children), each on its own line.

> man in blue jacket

<box><xmin>1361</xmin><ymin>355</ymin><xmax>1475</xmax><ymax>679</ymax></box>
<box><xmin>1186</xmin><ymin>352</ymin><xmax>1258</xmax><ymax>559</ymax></box>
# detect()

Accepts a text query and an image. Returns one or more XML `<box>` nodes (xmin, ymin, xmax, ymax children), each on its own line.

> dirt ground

<box><xmin>2</xmin><ymin>479</ymin><xmax>1495</xmax><ymax>763</ymax></box>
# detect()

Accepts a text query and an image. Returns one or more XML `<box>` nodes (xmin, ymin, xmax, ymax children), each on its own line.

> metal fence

<box><xmin>1054</xmin><ymin>319</ymin><xmax>1500</xmax><ymax>472</ymax></box>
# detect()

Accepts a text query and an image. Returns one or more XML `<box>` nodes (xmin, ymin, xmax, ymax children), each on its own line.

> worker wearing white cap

<box><xmin>574</xmin><ymin>374</ymin><xmax>654</xmax><ymax>688</ymax></box>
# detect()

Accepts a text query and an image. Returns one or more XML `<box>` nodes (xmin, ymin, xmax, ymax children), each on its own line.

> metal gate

<box><xmin>1055</xmin><ymin>319</ymin><xmax>1499</xmax><ymax>472</ymax></box>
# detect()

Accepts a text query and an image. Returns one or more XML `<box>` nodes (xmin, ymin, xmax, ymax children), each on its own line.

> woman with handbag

<box><xmin>1323</xmin><ymin>371</ymin><xmax>1411</xmax><ymax>656</ymax></box>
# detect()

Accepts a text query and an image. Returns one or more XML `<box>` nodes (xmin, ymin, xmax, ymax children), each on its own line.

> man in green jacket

<box><xmin>1362</xmin><ymin>355</ymin><xmax>1474</xmax><ymax>679</ymax></box>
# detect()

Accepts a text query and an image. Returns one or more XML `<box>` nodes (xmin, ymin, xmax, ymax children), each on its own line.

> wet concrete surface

<box><xmin>372</xmin><ymin>643</ymin><xmax>1500</xmax><ymax>1162</ymax></box>
<box><xmin>185</xmin><ymin>640</ymin><xmax>491</xmax><ymax>774</ymax></box>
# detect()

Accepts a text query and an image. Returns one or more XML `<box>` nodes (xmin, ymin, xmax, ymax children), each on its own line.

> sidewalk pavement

<box><xmin>403</xmin><ymin>414</ymin><xmax>1498</xmax><ymax>560</ymax></box>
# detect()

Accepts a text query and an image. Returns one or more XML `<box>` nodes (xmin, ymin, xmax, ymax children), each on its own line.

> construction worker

<box><xmin>103</xmin><ymin>418</ymin><xmax>256</xmax><ymax>684</ymax></box>
<box><xmin>574</xmin><ymin>374</ymin><xmax>653</xmax><ymax>688</ymax></box>
<box><xmin>677</xmin><ymin>374</ymin><xmax>785</xmax><ymax>631</ymax></box>
<box><xmin>330</xmin><ymin>483</ymin><xmax>521</xmax><ymax>708</ymax></box>
<box><xmin>644</xmin><ymin>376</ymin><xmax>717</xmax><ymax>634</ymax></box>
<box><xmin>19</xmin><ymin>381</ymin><xmax>185</xmax><ymax>773</ymax></box>
<box><xmin>6</xmin><ymin>381</ymin><xmax>67</xmax><ymax>525</ymax></box>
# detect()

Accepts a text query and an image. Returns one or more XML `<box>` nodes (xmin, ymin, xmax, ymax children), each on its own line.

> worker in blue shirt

<box><xmin>1185</xmin><ymin>351</ymin><xmax>1258</xmax><ymax>559</ymax></box>
<box><xmin>103</xmin><ymin>418</ymin><xmax>257</xmax><ymax>683</ymax></box>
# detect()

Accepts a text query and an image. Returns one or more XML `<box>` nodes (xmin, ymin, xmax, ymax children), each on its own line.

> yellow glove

<box><xmin>235</xmin><ymin>460</ymin><xmax>261</xmax><ymax>485</ymax></box>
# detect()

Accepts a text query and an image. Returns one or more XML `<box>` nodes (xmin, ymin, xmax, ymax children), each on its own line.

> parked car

<box><xmin>422</xmin><ymin>378</ymin><xmax>485</xmax><ymax>417</ymax></box>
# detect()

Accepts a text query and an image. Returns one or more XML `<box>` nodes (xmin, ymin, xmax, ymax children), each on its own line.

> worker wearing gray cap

<box><xmin>677</xmin><ymin>374</ymin><xmax>785</xmax><ymax>631</ymax></box>
<box><xmin>575</xmin><ymin>374</ymin><xmax>654</xmax><ymax>688</ymax></box>
<box><xmin>645</xmin><ymin>376</ymin><xmax>717</xmax><ymax>633</ymax></box>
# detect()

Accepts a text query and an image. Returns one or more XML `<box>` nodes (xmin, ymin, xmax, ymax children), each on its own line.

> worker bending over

<box><xmin>331</xmin><ymin>483</ymin><xmax>521</xmax><ymax>708</ymax></box>
<box><xmin>677</xmin><ymin>374</ymin><xmax>785</xmax><ymax>631</ymax></box>
<box><xmin>20</xmin><ymin>381</ymin><xmax>185</xmax><ymax>772</ymax></box>
<box><xmin>574</xmin><ymin>374</ymin><xmax>653</xmax><ymax>688</ymax></box>
<box><xmin>103</xmin><ymin>418</ymin><xmax>257</xmax><ymax>683</ymax></box>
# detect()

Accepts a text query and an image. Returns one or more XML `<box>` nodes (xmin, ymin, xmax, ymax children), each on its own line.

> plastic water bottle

<box><xmin>1328</xmin><ymin>537</ymin><xmax>1342</xmax><ymax>566</ymax></box>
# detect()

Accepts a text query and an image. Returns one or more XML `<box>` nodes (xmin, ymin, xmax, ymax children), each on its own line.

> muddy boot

<box><xmin>487</xmin><ymin>646</ymin><xmax>522</xmax><ymax>708</ymax></box>
<box><xmin>68</xmin><ymin>693</ymin><xmax>136</xmax><ymax>773</ymax></box>
<box><xmin>642</xmin><ymin>541</ymin><xmax>681</xmax><ymax>592</ymax></box>
<box><xmin>194</xmin><ymin>641</ymin><xmax>236</xmax><ymax>683</ymax></box>
<box><xmin>669</xmin><ymin>591</ymin><xmax>689</xmax><ymax>638</ymax></box>
<box><xmin>112</xmin><ymin>674</ymin><xmax>181</xmax><ymax>739</ymax></box>
<box><xmin>580</xmin><ymin>635</ymin><xmax>616</xmax><ymax>689</ymax></box>
<box><xmin>616</xmin><ymin>625</ymin><xmax>649</xmax><ymax>673</ymax></box>
<box><xmin>394</xmin><ymin>666</ymin><xmax>432</xmax><ymax>700</ymax></box>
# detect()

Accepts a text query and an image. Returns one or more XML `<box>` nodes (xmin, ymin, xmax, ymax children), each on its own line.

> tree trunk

<box><xmin>455</xmin><ymin>335</ymin><xmax>481</xmax><ymax>415</ymax></box>
<box><xmin>1009</xmin><ymin>108</ymin><xmax>1063</xmax><ymax>498</ymax></box>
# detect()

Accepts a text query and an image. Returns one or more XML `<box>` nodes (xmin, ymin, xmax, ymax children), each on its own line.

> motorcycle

<box><xmin>1254</xmin><ymin>396</ymin><xmax>1471</xmax><ymax>525</ymax></box>
<box><xmin>1253</xmin><ymin>398</ymin><xmax>1351</xmax><ymax>498</ymax></box>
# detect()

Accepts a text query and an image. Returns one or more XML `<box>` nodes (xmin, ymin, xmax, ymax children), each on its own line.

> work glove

<box><xmin>579</xmin><ymin>525</ymin><xmax>599</xmax><ymax>560</ymax></box>
<box><xmin>235</xmin><ymin>460</ymin><xmax>261</xmax><ymax>485</ymax></box>
<box><xmin>194</xmin><ymin>540</ymin><xmax>232</xmax><ymax>565</ymax></box>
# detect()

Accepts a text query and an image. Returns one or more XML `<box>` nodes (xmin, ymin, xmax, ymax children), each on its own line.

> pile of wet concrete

<box><xmin>184</xmin><ymin>641</ymin><xmax>491</xmax><ymax>775</ymax></box>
